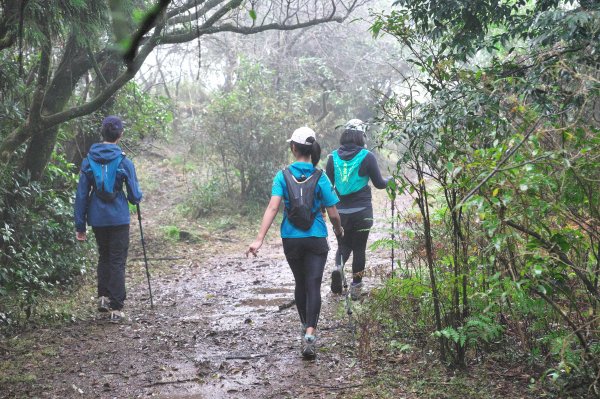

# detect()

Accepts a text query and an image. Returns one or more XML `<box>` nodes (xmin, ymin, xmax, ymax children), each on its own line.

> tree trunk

<box><xmin>20</xmin><ymin>35</ymin><xmax>90</xmax><ymax>179</ymax></box>
<box><xmin>415</xmin><ymin>163</ymin><xmax>446</xmax><ymax>362</ymax></box>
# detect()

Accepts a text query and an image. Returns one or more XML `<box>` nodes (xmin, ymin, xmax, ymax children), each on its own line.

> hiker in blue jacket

<box><xmin>326</xmin><ymin>119</ymin><xmax>390</xmax><ymax>300</ymax></box>
<box><xmin>74</xmin><ymin>116</ymin><xmax>143</xmax><ymax>322</ymax></box>
<box><xmin>246</xmin><ymin>126</ymin><xmax>344</xmax><ymax>359</ymax></box>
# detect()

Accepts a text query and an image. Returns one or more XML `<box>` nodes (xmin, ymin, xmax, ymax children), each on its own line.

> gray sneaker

<box><xmin>109</xmin><ymin>310</ymin><xmax>125</xmax><ymax>323</ymax></box>
<box><xmin>350</xmin><ymin>282</ymin><xmax>363</xmax><ymax>301</ymax></box>
<box><xmin>302</xmin><ymin>335</ymin><xmax>317</xmax><ymax>359</ymax></box>
<box><xmin>331</xmin><ymin>265</ymin><xmax>343</xmax><ymax>294</ymax></box>
<box><xmin>97</xmin><ymin>296</ymin><xmax>110</xmax><ymax>312</ymax></box>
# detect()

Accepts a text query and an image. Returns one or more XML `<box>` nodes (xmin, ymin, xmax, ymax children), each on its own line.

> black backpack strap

<box><xmin>282</xmin><ymin>167</ymin><xmax>295</xmax><ymax>206</ymax></box>
<box><xmin>312</xmin><ymin>168</ymin><xmax>323</xmax><ymax>200</ymax></box>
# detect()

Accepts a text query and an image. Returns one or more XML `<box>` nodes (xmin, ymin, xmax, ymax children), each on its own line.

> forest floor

<box><xmin>0</xmin><ymin>147</ymin><xmax>547</xmax><ymax>399</ymax></box>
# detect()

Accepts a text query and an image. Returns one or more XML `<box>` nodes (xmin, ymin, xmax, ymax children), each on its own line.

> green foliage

<box><xmin>162</xmin><ymin>225</ymin><xmax>181</xmax><ymax>241</ymax></box>
<box><xmin>182</xmin><ymin>176</ymin><xmax>231</xmax><ymax>218</ymax></box>
<box><xmin>0</xmin><ymin>152</ymin><xmax>92</xmax><ymax>328</ymax></box>
<box><xmin>371</xmin><ymin>0</ymin><xmax>600</xmax><ymax>393</ymax></box>
<box><xmin>434</xmin><ymin>315</ymin><xmax>504</xmax><ymax>348</ymax></box>
<box><xmin>199</xmin><ymin>59</ymin><xmax>306</xmax><ymax>202</ymax></box>
<box><xmin>0</xmin><ymin>52</ymin><xmax>28</xmax><ymax>140</ymax></box>
<box><xmin>111</xmin><ymin>81</ymin><xmax>173</xmax><ymax>144</ymax></box>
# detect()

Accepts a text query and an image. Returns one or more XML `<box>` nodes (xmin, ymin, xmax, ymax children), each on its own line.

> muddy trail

<box><xmin>1</xmin><ymin>235</ymin><xmax>395</xmax><ymax>399</ymax></box>
<box><xmin>0</xmin><ymin>151</ymin><xmax>400</xmax><ymax>398</ymax></box>
<box><xmin>0</xmin><ymin>151</ymin><xmax>535</xmax><ymax>399</ymax></box>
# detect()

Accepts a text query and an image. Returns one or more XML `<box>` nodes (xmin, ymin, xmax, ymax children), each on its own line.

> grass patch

<box><xmin>41</xmin><ymin>347</ymin><xmax>58</xmax><ymax>357</ymax></box>
<box><xmin>0</xmin><ymin>372</ymin><xmax>37</xmax><ymax>385</ymax></box>
<box><xmin>1</xmin><ymin>274</ymin><xmax>96</xmax><ymax>335</ymax></box>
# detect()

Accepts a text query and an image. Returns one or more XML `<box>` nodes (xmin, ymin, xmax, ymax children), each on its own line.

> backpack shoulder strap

<box><xmin>281</xmin><ymin>168</ymin><xmax>298</xmax><ymax>210</ymax></box>
<box><xmin>312</xmin><ymin>168</ymin><xmax>323</xmax><ymax>199</ymax></box>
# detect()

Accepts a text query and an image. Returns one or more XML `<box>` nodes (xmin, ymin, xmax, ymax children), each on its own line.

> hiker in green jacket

<box><xmin>326</xmin><ymin>119</ymin><xmax>390</xmax><ymax>300</ymax></box>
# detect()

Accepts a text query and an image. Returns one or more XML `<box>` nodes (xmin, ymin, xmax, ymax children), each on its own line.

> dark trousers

<box><xmin>336</xmin><ymin>208</ymin><xmax>373</xmax><ymax>284</ymax></box>
<box><xmin>282</xmin><ymin>237</ymin><xmax>329</xmax><ymax>330</ymax></box>
<box><xmin>92</xmin><ymin>225</ymin><xmax>130</xmax><ymax>310</ymax></box>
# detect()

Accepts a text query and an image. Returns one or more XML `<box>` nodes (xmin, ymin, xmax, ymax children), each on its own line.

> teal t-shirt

<box><xmin>272</xmin><ymin>162</ymin><xmax>339</xmax><ymax>238</ymax></box>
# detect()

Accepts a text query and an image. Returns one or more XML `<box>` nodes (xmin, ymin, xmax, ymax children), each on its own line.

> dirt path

<box><xmin>0</xmin><ymin>218</ymin><xmax>397</xmax><ymax>399</ymax></box>
<box><xmin>0</xmin><ymin>149</ymin><xmax>403</xmax><ymax>398</ymax></box>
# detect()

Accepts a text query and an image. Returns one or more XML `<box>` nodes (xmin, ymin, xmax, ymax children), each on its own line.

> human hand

<box><xmin>334</xmin><ymin>227</ymin><xmax>344</xmax><ymax>240</ymax></box>
<box><xmin>246</xmin><ymin>239</ymin><xmax>263</xmax><ymax>257</ymax></box>
<box><xmin>76</xmin><ymin>231</ymin><xmax>87</xmax><ymax>241</ymax></box>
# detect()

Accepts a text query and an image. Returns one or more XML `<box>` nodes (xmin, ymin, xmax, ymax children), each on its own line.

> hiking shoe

<box><xmin>97</xmin><ymin>296</ymin><xmax>110</xmax><ymax>312</ymax></box>
<box><xmin>302</xmin><ymin>334</ymin><xmax>317</xmax><ymax>359</ymax></box>
<box><xmin>331</xmin><ymin>265</ymin><xmax>343</xmax><ymax>294</ymax></box>
<box><xmin>109</xmin><ymin>310</ymin><xmax>125</xmax><ymax>323</ymax></box>
<box><xmin>350</xmin><ymin>282</ymin><xmax>363</xmax><ymax>301</ymax></box>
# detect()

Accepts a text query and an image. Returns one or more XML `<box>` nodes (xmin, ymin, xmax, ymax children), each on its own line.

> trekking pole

<box><xmin>391</xmin><ymin>198</ymin><xmax>395</xmax><ymax>277</ymax></box>
<box><xmin>136</xmin><ymin>204</ymin><xmax>154</xmax><ymax>309</ymax></box>
<box><xmin>387</xmin><ymin>180</ymin><xmax>397</xmax><ymax>278</ymax></box>
<box><xmin>339</xmin><ymin>250</ymin><xmax>356</xmax><ymax>339</ymax></box>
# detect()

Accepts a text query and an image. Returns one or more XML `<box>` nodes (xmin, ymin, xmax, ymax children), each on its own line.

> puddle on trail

<box><xmin>139</xmin><ymin>250</ymin><xmax>362</xmax><ymax>399</ymax></box>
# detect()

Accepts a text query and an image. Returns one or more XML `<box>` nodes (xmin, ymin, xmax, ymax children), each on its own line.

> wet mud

<box><xmin>0</xmin><ymin>154</ymin><xmax>401</xmax><ymax>398</ymax></box>
<box><xmin>0</xmin><ymin>235</ymin><xmax>383</xmax><ymax>399</ymax></box>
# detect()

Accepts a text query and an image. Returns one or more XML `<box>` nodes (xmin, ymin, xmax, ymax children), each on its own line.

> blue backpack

<box><xmin>87</xmin><ymin>155</ymin><xmax>125</xmax><ymax>202</ymax></box>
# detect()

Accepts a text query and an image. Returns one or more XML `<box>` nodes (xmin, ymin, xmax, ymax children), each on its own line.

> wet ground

<box><xmin>0</xmin><ymin>152</ymin><xmax>404</xmax><ymax>398</ymax></box>
<box><xmin>0</xmin><ymin>232</ymin><xmax>391</xmax><ymax>399</ymax></box>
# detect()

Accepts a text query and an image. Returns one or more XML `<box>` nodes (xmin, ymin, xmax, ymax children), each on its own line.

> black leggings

<box><xmin>282</xmin><ymin>237</ymin><xmax>329</xmax><ymax>330</ymax></box>
<box><xmin>335</xmin><ymin>208</ymin><xmax>373</xmax><ymax>284</ymax></box>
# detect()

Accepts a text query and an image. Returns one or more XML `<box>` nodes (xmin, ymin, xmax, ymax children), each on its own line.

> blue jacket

<box><xmin>74</xmin><ymin>144</ymin><xmax>142</xmax><ymax>232</ymax></box>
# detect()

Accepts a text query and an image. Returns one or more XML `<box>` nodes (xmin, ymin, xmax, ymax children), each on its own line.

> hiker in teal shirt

<box><xmin>272</xmin><ymin>162</ymin><xmax>339</xmax><ymax>239</ymax></box>
<box><xmin>246</xmin><ymin>126</ymin><xmax>343</xmax><ymax>359</ymax></box>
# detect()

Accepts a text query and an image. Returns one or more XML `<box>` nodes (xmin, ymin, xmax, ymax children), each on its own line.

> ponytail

<box><xmin>291</xmin><ymin>137</ymin><xmax>322</xmax><ymax>167</ymax></box>
<box><xmin>306</xmin><ymin>136</ymin><xmax>321</xmax><ymax>166</ymax></box>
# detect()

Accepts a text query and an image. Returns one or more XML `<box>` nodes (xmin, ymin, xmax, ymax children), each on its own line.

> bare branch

<box><xmin>163</xmin><ymin>15</ymin><xmax>346</xmax><ymax>44</ymax></box>
<box><xmin>167</xmin><ymin>0</ymin><xmax>223</xmax><ymax>26</ymax></box>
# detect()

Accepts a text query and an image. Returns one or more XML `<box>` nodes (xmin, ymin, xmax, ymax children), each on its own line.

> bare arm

<box><xmin>246</xmin><ymin>196</ymin><xmax>282</xmax><ymax>257</ymax></box>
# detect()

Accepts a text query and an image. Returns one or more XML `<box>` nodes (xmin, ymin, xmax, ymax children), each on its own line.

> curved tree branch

<box><xmin>162</xmin><ymin>16</ymin><xmax>346</xmax><ymax>44</ymax></box>
<box><xmin>1</xmin><ymin>0</ymin><xmax>364</xmax><ymax>177</ymax></box>
<box><xmin>124</xmin><ymin>0</ymin><xmax>173</xmax><ymax>70</ymax></box>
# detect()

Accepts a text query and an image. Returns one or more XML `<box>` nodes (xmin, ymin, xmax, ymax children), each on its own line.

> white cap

<box><xmin>344</xmin><ymin>118</ymin><xmax>366</xmax><ymax>132</ymax></box>
<box><xmin>287</xmin><ymin>126</ymin><xmax>316</xmax><ymax>145</ymax></box>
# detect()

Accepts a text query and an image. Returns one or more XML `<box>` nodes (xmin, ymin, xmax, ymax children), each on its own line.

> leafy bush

<box><xmin>113</xmin><ymin>81</ymin><xmax>173</xmax><ymax>144</ymax></box>
<box><xmin>182</xmin><ymin>176</ymin><xmax>232</xmax><ymax>219</ymax></box>
<box><xmin>367</xmin><ymin>1</ymin><xmax>600</xmax><ymax>394</ymax></box>
<box><xmin>199</xmin><ymin>60</ymin><xmax>306</xmax><ymax>202</ymax></box>
<box><xmin>0</xmin><ymin>152</ymin><xmax>92</xmax><ymax>328</ymax></box>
